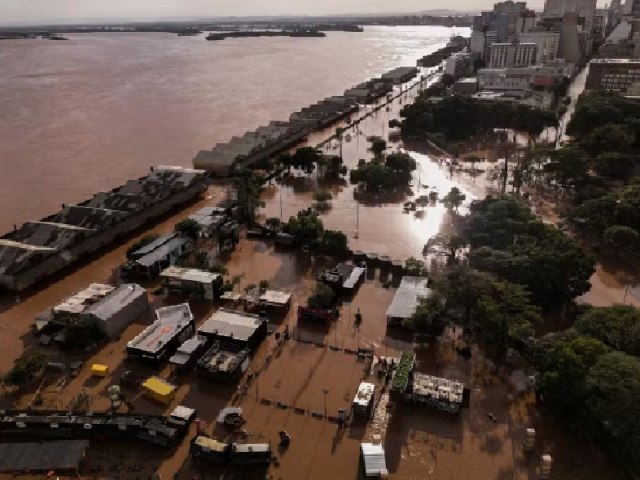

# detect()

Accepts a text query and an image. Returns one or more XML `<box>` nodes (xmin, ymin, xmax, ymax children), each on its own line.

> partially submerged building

<box><xmin>198</xmin><ymin>308</ymin><xmax>267</xmax><ymax>350</ymax></box>
<box><xmin>318</xmin><ymin>263</ymin><xmax>365</xmax><ymax>293</ymax></box>
<box><xmin>142</xmin><ymin>376</ymin><xmax>177</xmax><ymax>405</ymax></box>
<box><xmin>169</xmin><ymin>336</ymin><xmax>209</xmax><ymax>372</ymax></box>
<box><xmin>127</xmin><ymin>303</ymin><xmax>195</xmax><ymax>364</ymax></box>
<box><xmin>123</xmin><ymin>233</ymin><xmax>191</xmax><ymax>280</ymax></box>
<box><xmin>352</xmin><ymin>382</ymin><xmax>376</xmax><ymax>419</ymax></box>
<box><xmin>409</xmin><ymin>373</ymin><xmax>466</xmax><ymax>414</ymax></box>
<box><xmin>386</xmin><ymin>277</ymin><xmax>431</xmax><ymax>326</ymax></box>
<box><xmin>34</xmin><ymin>283</ymin><xmax>149</xmax><ymax>338</ymax></box>
<box><xmin>196</xmin><ymin>342</ymin><xmax>250</xmax><ymax>383</ymax></box>
<box><xmin>160</xmin><ymin>266</ymin><xmax>223</xmax><ymax>300</ymax></box>
<box><xmin>0</xmin><ymin>166</ymin><xmax>206</xmax><ymax>292</ymax></box>
<box><xmin>0</xmin><ymin>440</ymin><xmax>90</xmax><ymax>475</ymax></box>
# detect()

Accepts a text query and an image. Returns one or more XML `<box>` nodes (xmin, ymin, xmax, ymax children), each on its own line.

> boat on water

<box><xmin>48</xmin><ymin>36</ymin><xmax>68</xmax><ymax>41</ymax></box>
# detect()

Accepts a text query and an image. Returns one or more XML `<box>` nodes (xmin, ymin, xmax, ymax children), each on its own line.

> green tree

<box><xmin>313</xmin><ymin>190</ymin><xmax>333</xmax><ymax>208</ymax></box>
<box><xmin>233</xmin><ymin>169</ymin><xmax>265</xmax><ymax>224</ymax></box>
<box><xmin>307</xmin><ymin>282</ymin><xmax>336</xmax><ymax>309</ymax></box>
<box><xmin>424</xmin><ymin>233</ymin><xmax>466</xmax><ymax>265</ymax></box>
<box><xmin>574</xmin><ymin>305</ymin><xmax>640</xmax><ymax>356</ymax></box>
<box><xmin>4</xmin><ymin>350</ymin><xmax>47</xmax><ymax>387</ymax></box>
<box><xmin>405</xmin><ymin>291</ymin><xmax>448</xmax><ymax>334</ymax></box>
<box><xmin>404</xmin><ymin>257</ymin><xmax>426</xmax><ymax>276</ymax></box>
<box><xmin>581</xmin><ymin>124</ymin><xmax>635</xmax><ymax>156</ymax></box>
<box><xmin>291</xmin><ymin>147</ymin><xmax>322</xmax><ymax>174</ymax></box>
<box><xmin>174</xmin><ymin>218</ymin><xmax>201</xmax><ymax>240</ymax></box>
<box><xmin>441</xmin><ymin>187</ymin><xmax>466</xmax><ymax>212</ymax></box>
<box><xmin>602</xmin><ymin>225</ymin><xmax>639</xmax><ymax>251</ymax></box>
<box><xmin>285</xmin><ymin>208</ymin><xmax>324</xmax><ymax>245</ymax></box>
<box><xmin>265</xmin><ymin>217</ymin><xmax>282</xmax><ymax>231</ymax></box>
<box><xmin>312</xmin><ymin>230</ymin><xmax>349</xmax><ymax>257</ymax></box>
<box><xmin>368</xmin><ymin>136</ymin><xmax>387</xmax><ymax>157</ymax></box>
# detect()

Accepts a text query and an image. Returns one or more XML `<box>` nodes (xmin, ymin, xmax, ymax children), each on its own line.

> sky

<box><xmin>1</xmin><ymin>0</ymin><xmax>552</xmax><ymax>24</ymax></box>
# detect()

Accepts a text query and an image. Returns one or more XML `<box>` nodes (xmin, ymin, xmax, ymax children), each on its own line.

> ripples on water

<box><xmin>0</xmin><ymin>26</ymin><xmax>469</xmax><ymax>233</ymax></box>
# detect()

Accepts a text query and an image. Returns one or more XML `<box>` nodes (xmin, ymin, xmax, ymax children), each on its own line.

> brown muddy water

<box><xmin>0</xmin><ymin>29</ymin><xmax>628</xmax><ymax>480</ymax></box>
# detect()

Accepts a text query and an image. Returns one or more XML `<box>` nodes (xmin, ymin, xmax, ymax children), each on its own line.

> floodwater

<box><xmin>0</xmin><ymin>28</ymin><xmax>628</xmax><ymax>480</ymax></box>
<box><xmin>0</xmin><ymin>26</ymin><xmax>467</xmax><ymax>234</ymax></box>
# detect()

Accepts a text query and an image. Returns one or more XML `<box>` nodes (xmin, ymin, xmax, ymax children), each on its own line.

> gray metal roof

<box><xmin>0</xmin><ymin>440</ymin><xmax>89</xmax><ymax>472</ymax></box>
<box><xmin>386</xmin><ymin>276</ymin><xmax>431</xmax><ymax>320</ymax></box>
<box><xmin>84</xmin><ymin>283</ymin><xmax>147</xmax><ymax>321</ymax></box>
<box><xmin>198</xmin><ymin>308</ymin><xmax>264</xmax><ymax>342</ymax></box>
<box><xmin>135</xmin><ymin>236</ymin><xmax>189</xmax><ymax>267</ymax></box>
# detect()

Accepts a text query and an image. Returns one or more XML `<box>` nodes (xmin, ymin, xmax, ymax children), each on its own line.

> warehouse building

<box><xmin>127</xmin><ymin>303</ymin><xmax>195</xmax><ymax>364</ymax></box>
<box><xmin>160</xmin><ymin>266</ymin><xmax>223</xmax><ymax>300</ymax></box>
<box><xmin>34</xmin><ymin>283</ymin><xmax>149</xmax><ymax>338</ymax></box>
<box><xmin>123</xmin><ymin>234</ymin><xmax>192</xmax><ymax>280</ymax></box>
<box><xmin>198</xmin><ymin>308</ymin><xmax>267</xmax><ymax>350</ymax></box>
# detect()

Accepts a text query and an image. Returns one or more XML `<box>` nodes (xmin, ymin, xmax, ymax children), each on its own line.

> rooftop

<box><xmin>135</xmin><ymin>236</ymin><xmax>190</xmax><ymax>268</ymax></box>
<box><xmin>386</xmin><ymin>276</ymin><xmax>431</xmax><ymax>320</ymax></box>
<box><xmin>53</xmin><ymin>283</ymin><xmax>115</xmax><ymax>315</ymax></box>
<box><xmin>169</xmin><ymin>336</ymin><xmax>208</xmax><ymax>366</ymax></box>
<box><xmin>194</xmin><ymin>436</ymin><xmax>228</xmax><ymax>453</ymax></box>
<box><xmin>353</xmin><ymin>382</ymin><xmax>376</xmax><ymax>407</ymax></box>
<box><xmin>0</xmin><ymin>440</ymin><xmax>90</xmax><ymax>473</ymax></box>
<box><xmin>127</xmin><ymin>303</ymin><xmax>193</xmax><ymax>353</ymax></box>
<box><xmin>198</xmin><ymin>308</ymin><xmax>265</xmax><ymax>342</ymax></box>
<box><xmin>160</xmin><ymin>265</ymin><xmax>222</xmax><ymax>284</ymax></box>
<box><xmin>259</xmin><ymin>289</ymin><xmax>292</xmax><ymax>307</ymax></box>
<box><xmin>413</xmin><ymin>373</ymin><xmax>465</xmax><ymax>404</ymax></box>
<box><xmin>361</xmin><ymin>442</ymin><xmax>388</xmax><ymax>477</ymax></box>
<box><xmin>197</xmin><ymin>342</ymin><xmax>249</xmax><ymax>374</ymax></box>
<box><xmin>84</xmin><ymin>283</ymin><xmax>147</xmax><ymax>321</ymax></box>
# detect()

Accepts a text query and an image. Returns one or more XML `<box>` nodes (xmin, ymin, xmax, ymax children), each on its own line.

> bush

<box><xmin>4</xmin><ymin>350</ymin><xmax>47</xmax><ymax>387</ymax></box>
<box><xmin>307</xmin><ymin>283</ymin><xmax>336</xmax><ymax>309</ymax></box>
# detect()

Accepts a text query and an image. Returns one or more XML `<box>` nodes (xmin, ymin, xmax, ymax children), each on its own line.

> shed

<box><xmin>91</xmin><ymin>364</ymin><xmax>110</xmax><ymax>377</ymax></box>
<box><xmin>142</xmin><ymin>376</ymin><xmax>177</xmax><ymax>404</ymax></box>
<box><xmin>361</xmin><ymin>441</ymin><xmax>388</xmax><ymax>478</ymax></box>
<box><xmin>386</xmin><ymin>276</ymin><xmax>431</xmax><ymax>325</ymax></box>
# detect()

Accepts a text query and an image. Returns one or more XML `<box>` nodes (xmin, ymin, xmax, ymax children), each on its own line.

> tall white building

<box><xmin>489</xmin><ymin>42</ymin><xmax>538</xmax><ymax>68</ymax></box>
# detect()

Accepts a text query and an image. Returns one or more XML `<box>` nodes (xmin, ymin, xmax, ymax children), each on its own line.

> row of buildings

<box><xmin>455</xmin><ymin>0</ymin><xmax>640</xmax><ymax>100</ymax></box>
<box><xmin>443</xmin><ymin>0</ymin><xmax>619</xmax><ymax>104</ymax></box>
<box><xmin>192</xmin><ymin>67</ymin><xmax>419</xmax><ymax>175</ymax></box>
<box><xmin>0</xmin><ymin>166</ymin><xmax>207</xmax><ymax>292</ymax></box>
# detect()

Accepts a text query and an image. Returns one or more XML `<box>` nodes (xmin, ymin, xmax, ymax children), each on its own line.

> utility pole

<box><xmin>279</xmin><ymin>191</ymin><xmax>283</xmax><ymax>221</ymax></box>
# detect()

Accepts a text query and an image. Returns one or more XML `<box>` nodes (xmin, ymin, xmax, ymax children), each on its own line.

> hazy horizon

<box><xmin>2</xmin><ymin>0</ymin><xmax>544</xmax><ymax>25</ymax></box>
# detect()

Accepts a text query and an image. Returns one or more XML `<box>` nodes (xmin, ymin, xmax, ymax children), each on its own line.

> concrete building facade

<box><xmin>489</xmin><ymin>42</ymin><xmax>538</xmax><ymax>68</ymax></box>
<box><xmin>586</xmin><ymin>58</ymin><xmax>640</xmax><ymax>92</ymax></box>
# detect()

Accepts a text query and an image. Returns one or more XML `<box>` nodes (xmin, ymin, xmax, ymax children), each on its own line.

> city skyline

<box><xmin>0</xmin><ymin>0</ymin><xmax>596</xmax><ymax>25</ymax></box>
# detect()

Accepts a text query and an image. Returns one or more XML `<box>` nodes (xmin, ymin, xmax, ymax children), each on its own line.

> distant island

<box><xmin>206</xmin><ymin>30</ymin><xmax>326</xmax><ymax>41</ymax></box>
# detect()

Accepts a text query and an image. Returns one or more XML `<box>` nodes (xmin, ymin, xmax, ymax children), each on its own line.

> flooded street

<box><xmin>0</xmin><ymin>30</ymin><xmax>628</xmax><ymax>480</ymax></box>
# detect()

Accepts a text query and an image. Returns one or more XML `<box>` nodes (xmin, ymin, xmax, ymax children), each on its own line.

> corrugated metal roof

<box><xmin>386</xmin><ymin>276</ymin><xmax>431</xmax><ymax>320</ymax></box>
<box><xmin>0</xmin><ymin>440</ymin><xmax>89</xmax><ymax>472</ymax></box>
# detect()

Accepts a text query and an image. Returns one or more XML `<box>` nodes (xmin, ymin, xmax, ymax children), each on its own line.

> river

<box><xmin>0</xmin><ymin>26</ymin><xmax>468</xmax><ymax>234</ymax></box>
